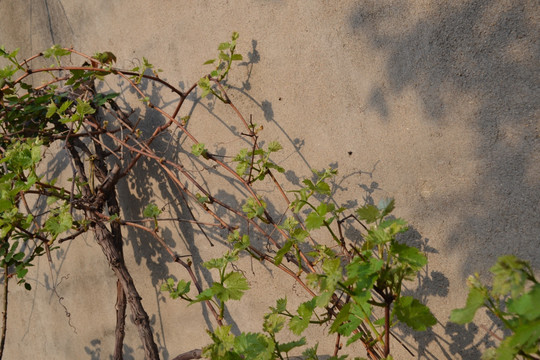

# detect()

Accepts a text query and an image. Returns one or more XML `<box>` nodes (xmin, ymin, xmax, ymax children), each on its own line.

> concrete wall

<box><xmin>1</xmin><ymin>1</ymin><xmax>538</xmax><ymax>359</ymax></box>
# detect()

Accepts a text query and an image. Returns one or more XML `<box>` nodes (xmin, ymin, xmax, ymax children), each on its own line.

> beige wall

<box><xmin>1</xmin><ymin>1</ymin><xmax>539</xmax><ymax>359</ymax></box>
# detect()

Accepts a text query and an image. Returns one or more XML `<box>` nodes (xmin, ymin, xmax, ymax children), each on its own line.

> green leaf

<box><xmin>93</xmin><ymin>92</ymin><xmax>119</xmax><ymax>107</ymax></box>
<box><xmin>195</xmin><ymin>193</ymin><xmax>210</xmax><ymax>204</ymax></box>
<box><xmin>0</xmin><ymin>199</ymin><xmax>12</xmax><ymax>212</ymax></box>
<box><xmin>204</xmin><ymin>325</ymin><xmax>236</xmax><ymax>358</ymax></box>
<box><xmin>191</xmin><ymin>143</ymin><xmax>207</xmax><ymax>157</ymax></box>
<box><xmin>198</xmin><ymin>78</ymin><xmax>212</xmax><ymax>98</ymax></box>
<box><xmin>46</xmin><ymin>102</ymin><xmax>57</xmax><ymax>118</ymax></box>
<box><xmin>356</xmin><ymin>204</ymin><xmax>380</xmax><ymax>224</ymax></box>
<box><xmin>267</xmin><ymin>141</ymin><xmax>282</xmax><ymax>152</ymax></box>
<box><xmin>491</xmin><ymin>255</ymin><xmax>529</xmax><ymax>298</ymax></box>
<box><xmin>297</xmin><ymin>299</ymin><xmax>316</xmax><ymax>320</ymax></box>
<box><xmin>218</xmin><ymin>42</ymin><xmax>231</xmax><ymax>51</ymax></box>
<box><xmin>92</xmin><ymin>51</ymin><xmax>116</xmax><ymax>64</ymax></box>
<box><xmin>174</xmin><ymin>279</ymin><xmax>191</xmax><ymax>297</ymax></box>
<box><xmin>191</xmin><ymin>288</ymin><xmax>214</xmax><ymax>304</ymax></box>
<box><xmin>143</xmin><ymin>203</ymin><xmax>161</xmax><ymax>218</ymax></box>
<box><xmin>44</xmin><ymin>206</ymin><xmax>73</xmax><ymax>239</ymax></box>
<box><xmin>221</xmin><ymin>271</ymin><xmax>249</xmax><ymax>301</ymax></box>
<box><xmin>265</xmin><ymin>162</ymin><xmax>285</xmax><ymax>173</ymax></box>
<box><xmin>320</xmin><ymin>257</ymin><xmax>342</xmax><ymax>291</ymax></box>
<box><xmin>390</xmin><ymin>242</ymin><xmax>427</xmax><ymax>269</ymax></box>
<box><xmin>242</xmin><ymin>197</ymin><xmax>266</xmax><ymax>219</ymax></box>
<box><xmin>219</xmin><ymin>52</ymin><xmax>230</xmax><ymax>62</ymax></box>
<box><xmin>305</xmin><ymin>211</ymin><xmax>324</xmax><ymax>230</ymax></box>
<box><xmin>346</xmin><ymin>332</ymin><xmax>364</xmax><ymax>346</ymax></box>
<box><xmin>231</xmin><ymin>54</ymin><xmax>243</xmax><ymax>61</ymax></box>
<box><xmin>302</xmin><ymin>344</ymin><xmax>319</xmax><ymax>360</ymax></box>
<box><xmin>379</xmin><ymin>217</ymin><xmax>408</xmax><ymax>236</ymax></box>
<box><xmin>330</xmin><ymin>302</ymin><xmax>351</xmax><ymax>333</ymax></box>
<box><xmin>236</xmin><ymin>161</ymin><xmax>248</xmax><ymax>176</ymax></box>
<box><xmin>315</xmin><ymin>181</ymin><xmax>331</xmax><ymax>195</ymax></box>
<box><xmin>506</xmin><ymin>319</ymin><xmax>540</xmax><ymax>353</ymax></box>
<box><xmin>274</xmin><ymin>240</ymin><xmax>293</xmax><ymax>266</ymax></box>
<box><xmin>289</xmin><ymin>316</ymin><xmax>309</xmax><ymax>336</ymax></box>
<box><xmin>203</xmin><ymin>59</ymin><xmax>216</xmax><ymax>65</ymax></box>
<box><xmin>271</xmin><ymin>297</ymin><xmax>287</xmax><ymax>314</ymax></box>
<box><xmin>507</xmin><ymin>283</ymin><xmax>540</xmax><ymax>320</ymax></box>
<box><xmin>394</xmin><ymin>296</ymin><xmax>436</xmax><ymax>331</ymax></box>
<box><xmin>204</xmin><ymin>257</ymin><xmax>228</xmax><ymax>270</ymax></box>
<box><xmin>493</xmin><ymin>340</ymin><xmax>516</xmax><ymax>360</ymax></box>
<box><xmin>142</xmin><ymin>57</ymin><xmax>153</xmax><ymax>68</ymax></box>
<box><xmin>315</xmin><ymin>291</ymin><xmax>333</xmax><ymax>308</ymax></box>
<box><xmin>263</xmin><ymin>313</ymin><xmax>286</xmax><ymax>334</ymax></box>
<box><xmin>58</xmin><ymin>99</ymin><xmax>73</xmax><ymax>113</ymax></box>
<box><xmin>8</xmin><ymin>48</ymin><xmax>19</xmax><ymax>58</ymax></box>
<box><xmin>289</xmin><ymin>299</ymin><xmax>316</xmax><ymax>335</ymax></box>
<box><xmin>234</xmin><ymin>333</ymin><xmax>274</xmax><ymax>360</ymax></box>
<box><xmin>43</xmin><ymin>45</ymin><xmax>71</xmax><ymax>59</ymax></box>
<box><xmin>364</xmin><ymin>226</ymin><xmax>391</xmax><ymax>247</ymax></box>
<box><xmin>278</xmin><ymin>337</ymin><xmax>306</xmax><ymax>353</ymax></box>
<box><xmin>16</xmin><ymin>267</ymin><xmax>28</xmax><ymax>279</ymax></box>
<box><xmin>75</xmin><ymin>99</ymin><xmax>96</xmax><ymax>116</ymax></box>
<box><xmin>346</xmin><ymin>257</ymin><xmax>384</xmax><ymax>290</ymax></box>
<box><xmin>336</xmin><ymin>303</ymin><xmax>364</xmax><ymax>336</ymax></box>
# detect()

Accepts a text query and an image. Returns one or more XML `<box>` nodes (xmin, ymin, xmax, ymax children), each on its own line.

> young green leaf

<box><xmin>218</xmin><ymin>42</ymin><xmax>231</xmax><ymax>51</ymax></box>
<box><xmin>143</xmin><ymin>203</ymin><xmax>161</xmax><ymax>218</ymax></box>
<box><xmin>223</xmin><ymin>272</ymin><xmax>249</xmax><ymax>300</ymax></box>
<box><xmin>263</xmin><ymin>313</ymin><xmax>286</xmax><ymax>334</ymax></box>
<box><xmin>191</xmin><ymin>143</ymin><xmax>207</xmax><ymax>157</ymax></box>
<box><xmin>268</xmin><ymin>141</ymin><xmax>282</xmax><ymax>152</ymax></box>
<box><xmin>43</xmin><ymin>45</ymin><xmax>71</xmax><ymax>59</ymax></box>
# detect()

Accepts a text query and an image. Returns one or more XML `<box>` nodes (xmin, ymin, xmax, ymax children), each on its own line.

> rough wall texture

<box><xmin>0</xmin><ymin>1</ymin><xmax>539</xmax><ymax>359</ymax></box>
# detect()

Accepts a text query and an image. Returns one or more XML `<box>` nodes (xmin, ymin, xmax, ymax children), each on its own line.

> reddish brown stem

<box><xmin>333</xmin><ymin>333</ymin><xmax>341</xmax><ymax>357</ymax></box>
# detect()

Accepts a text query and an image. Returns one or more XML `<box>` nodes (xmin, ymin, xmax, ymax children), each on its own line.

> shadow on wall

<box><xmin>349</xmin><ymin>1</ymin><xmax>539</xmax><ymax>358</ymax></box>
<box><xmin>350</xmin><ymin>0</ymin><xmax>540</xmax><ymax>270</ymax></box>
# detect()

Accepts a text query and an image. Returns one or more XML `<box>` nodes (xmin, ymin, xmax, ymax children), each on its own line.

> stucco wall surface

<box><xmin>0</xmin><ymin>1</ymin><xmax>539</xmax><ymax>359</ymax></box>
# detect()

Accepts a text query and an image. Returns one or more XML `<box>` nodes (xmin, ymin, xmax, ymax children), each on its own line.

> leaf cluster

<box><xmin>450</xmin><ymin>255</ymin><xmax>540</xmax><ymax>360</ymax></box>
<box><xmin>198</xmin><ymin>32</ymin><xmax>243</xmax><ymax>100</ymax></box>
<box><xmin>233</xmin><ymin>140</ymin><xmax>284</xmax><ymax>183</ymax></box>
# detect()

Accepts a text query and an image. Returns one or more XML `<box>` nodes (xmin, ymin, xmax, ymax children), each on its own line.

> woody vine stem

<box><xmin>0</xmin><ymin>34</ymin><xmax>440</xmax><ymax>360</ymax></box>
